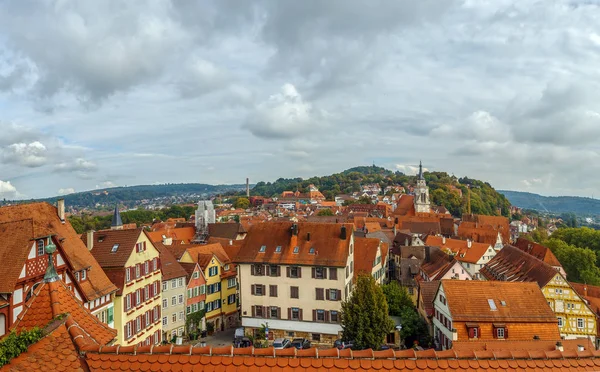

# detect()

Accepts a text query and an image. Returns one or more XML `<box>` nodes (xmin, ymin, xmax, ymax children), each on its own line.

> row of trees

<box><xmin>341</xmin><ymin>276</ymin><xmax>428</xmax><ymax>350</ymax></box>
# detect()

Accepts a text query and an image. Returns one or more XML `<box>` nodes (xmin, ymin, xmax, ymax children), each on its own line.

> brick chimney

<box><xmin>467</xmin><ymin>239</ymin><xmax>472</xmax><ymax>248</ymax></box>
<box><xmin>86</xmin><ymin>230</ymin><xmax>94</xmax><ymax>251</ymax></box>
<box><xmin>555</xmin><ymin>342</ymin><xmax>563</xmax><ymax>352</ymax></box>
<box><xmin>340</xmin><ymin>226</ymin><xmax>347</xmax><ymax>240</ymax></box>
<box><xmin>57</xmin><ymin>199</ymin><xmax>65</xmax><ymax>223</ymax></box>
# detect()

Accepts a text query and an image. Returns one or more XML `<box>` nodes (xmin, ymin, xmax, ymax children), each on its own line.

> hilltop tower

<box><xmin>110</xmin><ymin>205</ymin><xmax>123</xmax><ymax>230</ymax></box>
<box><xmin>414</xmin><ymin>161</ymin><xmax>431</xmax><ymax>213</ymax></box>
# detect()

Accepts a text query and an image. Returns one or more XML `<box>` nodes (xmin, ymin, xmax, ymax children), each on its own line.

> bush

<box><xmin>0</xmin><ymin>328</ymin><xmax>44</xmax><ymax>367</ymax></box>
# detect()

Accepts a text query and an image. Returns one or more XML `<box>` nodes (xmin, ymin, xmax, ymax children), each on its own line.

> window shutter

<box><xmin>266</xmin><ymin>307</ymin><xmax>270</xmax><ymax>319</ymax></box>
<box><xmin>143</xmin><ymin>241</ymin><xmax>147</xmax><ymax>251</ymax></box>
<box><xmin>323</xmin><ymin>269</ymin><xmax>328</xmax><ymax>279</ymax></box>
<box><xmin>277</xmin><ymin>266</ymin><xmax>281</xmax><ymax>277</ymax></box>
<box><xmin>262</xmin><ymin>285</ymin><xmax>266</xmax><ymax>296</ymax></box>
<box><xmin>325</xmin><ymin>311</ymin><xmax>330</xmax><ymax>323</ymax></box>
<box><xmin>337</xmin><ymin>290</ymin><xmax>342</xmax><ymax>301</ymax></box>
<box><xmin>263</xmin><ymin>306</ymin><xmax>267</xmax><ymax>318</ymax></box>
<box><xmin>278</xmin><ymin>307</ymin><xmax>281</xmax><ymax>319</ymax></box>
<box><xmin>468</xmin><ymin>327</ymin><xmax>474</xmax><ymax>339</ymax></box>
<box><xmin>504</xmin><ymin>327</ymin><xmax>508</xmax><ymax>339</ymax></box>
<box><xmin>312</xmin><ymin>309</ymin><xmax>317</xmax><ymax>321</ymax></box>
<box><xmin>493</xmin><ymin>327</ymin><xmax>498</xmax><ymax>339</ymax></box>
<box><xmin>312</xmin><ymin>268</ymin><xmax>316</xmax><ymax>278</ymax></box>
<box><xmin>264</xmin><ymin>265</ymin><xmax>268</xmax><ymax>276</ymax></box>
<box><xmin>252</xmin><ymin>306</ymin><xmax>256</xmax><ymax>317</ymax></box>
<box><xmin>326</xmin><ymin>290</ymin><xmax>330</xmax><ymax>301</ymax></box>
<box><xmin>315</xmin><ymin>288</ymin><xmax>319</xmax><ymax>300</ymax></box>
<box><xmin>299</xmin><ymin>309</ymin><xmax>303</xmax><ymax>321</ymax></box>
<box><xmin>288</xmin><ymin>308</ymin><xmax>292</xmax><ymax>319</ymax></box>
<box><xmin>286</xmin><ymin>267</ymin><xmax>290</xmax><ymax>277</ymax></box>
<box><xmin>298</xmin><ymin>267</ymin><xmax>302</xmax><ymax>278</ymax></box>
<box><xmin>251</xmin><ymin>285</ymin><xmax>255</xmax><ymax>295</ymax></box>
<box><xmin>330</xmin><ymin>268</ymin><xmax>337</xmax><ymax>280</ymax></box>
<box><xmin>274</xmin><ymin>286</ymin><xmax>278</xmax><ymax>297</ymax></box>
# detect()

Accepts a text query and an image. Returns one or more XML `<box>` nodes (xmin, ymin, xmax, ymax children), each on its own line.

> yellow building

<box><xmin>177</xmin><ymin>243</ymin><xmax>239</xmax><ymax>332</ymax></box>
<box><xmin>85</xmin><ymin>227</ymin><xmax>163</xmax><ymax>346</ymax></box>
<box><xmin>481</xmin><ymin>245</ymin><xmax>596</xmax><ymax>342</ymax></box>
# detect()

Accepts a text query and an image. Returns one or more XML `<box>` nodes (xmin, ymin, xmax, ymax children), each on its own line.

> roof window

<box><xmin>500</xmin><ymin>300</ymin><xmax>506</xmax><ymax>306</ymax></box>
<box><xmin>275</xmin><ymin>246</ymin><xmax>282</xmax><ymax>253</ymax></box>
<box><xmin>488</xmin><ymin>299</ymin><xmax>497</xmax><ymax>311</ymax></box>
<box><xmin>259</xmin><ymin>245</ymin><xmax>266</xmax><ymax>253</ymax></box>
<box><xmin>111</xmin><ymin>244</ymin><xmax>119</xmax><ymax>253</ymax></box>
<box><xmin>293</xmin><ymin>246</ymin><xmax>299</xmax><ymax>254</ymax></box>
<box><xmin>309</xmin><ymin>247</ymin><xmax>315</xmax><ymax>254</ymax></box>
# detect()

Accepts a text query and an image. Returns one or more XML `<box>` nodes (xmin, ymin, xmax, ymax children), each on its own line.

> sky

<box><xmin>1</xmin><ymin>0</ymin><xmax>600</xmax><ymax>199</ymax></box>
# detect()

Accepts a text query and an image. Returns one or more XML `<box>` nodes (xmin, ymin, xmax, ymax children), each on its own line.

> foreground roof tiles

<box><xmin>82</xmin><ymin>345</ymin><xmax>600</xmax><ymax>372</ymax></box>
<box><xmin>0</xmin><ymin>202</ymin><xmax>117</xmax><ymax>300</ymax></box>
<box><xmin>425</xmin><ymin>235</ymin><xmax>491</xmax><ymax>264</ymax></box>
<box><xmin>83</xmin><ymin>228</ymin><xmax>143</xmax><ymax>268</ymax></box>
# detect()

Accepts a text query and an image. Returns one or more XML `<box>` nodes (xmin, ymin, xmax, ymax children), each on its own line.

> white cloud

<box><xmin>54</xmin><ymin>158</ymin><xmax>97</xmax><ymax>172</ymax></box>
<box><xmin>243</xmin><ymin>84</ymin><xmax>327</xmax><ymax>139</ymax></box>
<box><xmin>0</xmin><ymin>180</ymin><xmax>18</xmax><ymax>197</ymax></box>
<box><xmin>2</xmin><ymin>141</ymin><xmax>47</xmax><ymax>167</ymax></box>
<box><xmin>58</xmin><ymin>187</ymin><xmax>75</xmax><ymax>195</ymax></box>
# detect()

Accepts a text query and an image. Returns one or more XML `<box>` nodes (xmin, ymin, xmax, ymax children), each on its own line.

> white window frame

<box><xmin>162</xmin><ymin>299</ymin><xmax>168</xmax><ymax>309</ymax></box>
<box><xmin>172</xmin><ymin>296</ymin><xmax>177</xmax><ymax>306</ymax></box>
<box><xmin>178</xmin><ymin>294</ymin><xmax>183</xmax><ymax>304</ymax></box>
<box><xmin>37</xmin><ymin>240</ymin><xmax>45</xmax><ymax>256</ymax></box>
<box><xmin>126</xmin><ymin>268</ymin><xmax>131</xmax><ymax>282</ymax></box>
<box><xmin>81</xmin><ymin>270</ymin><xmax>87</xmax><ymax>280</ymax></box>
<box><xmin>558</xmin><ymin>317</ymin><xmax>563</xmax><ymax>327</ymax></box>
<box><xmin>578</xmin><ymin>318</ymin><xmax>585</xmax><ymax>329</ymax></box>
<box><xmin>162</xmin><ymin>281</ymin><xmax>167</xmax><ymax>292</ymax></box>
<box><xmin>497</xmin><ymin>328</ymin><xmax>505</xmax><ymax>339</ymax></box>
<box><xmin>163</xmin><ymin>317</ymin><xmax>168</xmax><ymax>326</ymax></box>
<box><xmin>178</xmin><ymin>278</ymin><xmax>184</xmax><ymax>287</ymax></box>
<box><xmin>171</xmin><ymin>279</ymin><xmax>177</xmax><ymax>288</ymax></box>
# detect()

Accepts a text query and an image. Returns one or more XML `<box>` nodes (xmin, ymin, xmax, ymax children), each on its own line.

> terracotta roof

<box><xmin>480</xmin><ymin>245</ymin><xmax>558</xmax><ymax>287</ymax></box>
<box><xmin>146</xmin><ymin>227</ymin><xmax>196</xmax><ymax>245</ymax></box>
<box><xmin>472</xmin><ymin>214</ymin><xmax>510</xmax><ymax>243</ymax></box>
<box><xmin>13</xmin><ymin>279</ymin><xmax>117</xmax><ymax>346</ymax></box>
<box><xmin>180</xmin><ymin>243</ymin><xmax>231</xmax><ymax>267</ymax></box>
<box><xmin>419</xmin><ymin>280</ymin><xmax>440</xmax><ymax>317</ymax></box>
<box><xmin>0</xmin><ymin>202</ymin><xmax>116</xmax><ymax>300</ymax></box>
<box><xmin>452</xmin><ymin>338</ymin><xmax>595</xmax><ymax>352</ymax></box>
<box><xmin>353</xmin><ymin>237</ymin><xmax>381</xmax><ymax>278</ymax></box>
<box><xmin>83</xmin><ymin>228</ymin><xmax>143</xmax><ymax>268</ymax></box>
<box><xmin>154</xmin><ymin>242</ymin><xmax>188</xmax><ymax>280</ymax></box>
<box><xmin>570</xmin><ymin>282</ymin><xmax>600</xmax><ymax>300</ymax></box>
<box><xmin>425</xmin><ymin>236</ymin><xmax>491</xmax><ymax>264</ymax></box>
<box><xmin>0</xmin><ymin>219</ymin><xmax>35</xmax><ymax>293</ymax></box>
<box><xmin>457</xmin><ymin>222</ymin><xmax>501</xmax><ymax>246</ymax></box>
<box><xmin>420</xmin><ymin>249</ymin><xmax>453</xmax><ymax>279</ymax></box>
<box><xmin>440</xmin><ymin>280</ymin><xmax>558</xmax><ymax>324</ymax></box>
<box><xmin>208</xmin><ymin>223</ymin><xmax>246</xmax><ymax>240</ymax></box>
<box><xmin>235</xmin><ymin>222</ymin><xmax>354</xmax><ymax>267</ymax></box>
<box><xmin>82</xmin><ymin>344</ymin><xmax>600</xmax><ymax>371</ymax></box>
<box><xmin>393</xmin><ymin>194</ymin><xmax>415</xmax><ymax>216</ymax></box>
<box><xmin>514</xmin><ymin>238</ymin><xmax>563</xmax><ymax>268</ymax></box>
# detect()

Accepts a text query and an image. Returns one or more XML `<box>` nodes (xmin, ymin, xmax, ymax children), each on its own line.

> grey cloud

<box><xmin>54</xmin><ymin>158</ymin><xmax>97</xmax><ymax>173</ymax></box>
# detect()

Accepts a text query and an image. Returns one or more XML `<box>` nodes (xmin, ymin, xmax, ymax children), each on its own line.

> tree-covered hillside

<box><xmin>251</xmin><ymin>166</ymin><xmax>511</xmax><ymax>217</ymax></box>
<box><xmin>500</xmin><ymin>190</ymin><xmax>600</xmax><ymax>216</ymax></box>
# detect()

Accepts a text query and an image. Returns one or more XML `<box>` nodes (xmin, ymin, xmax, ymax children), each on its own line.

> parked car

<box><xmin>291</xmin><ymin>338</ymin><xmax>311</xmax><ymax>349</ymax></box>
<box><xmin>334</xmin><ymin>339</ymin><xmax>354</xmax><ymax>349</ymax></box>
<box><xmin>273</xmin><ymin>338</ymin><xmax>292</xmax><ymax>349</ymax></box>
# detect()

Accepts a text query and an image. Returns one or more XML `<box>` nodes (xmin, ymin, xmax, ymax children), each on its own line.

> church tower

<box><xmin>414</xmin><ymin>161</ymin><xmax>431</xmax><ymax>213</ymax></box>
<box><xmin>110</xmin><ymin>205</ymin><xmax>123</xmax><ymax>230</ymax></box>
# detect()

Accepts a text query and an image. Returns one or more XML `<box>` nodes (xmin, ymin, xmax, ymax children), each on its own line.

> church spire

<box><xmin>418</xmin><ymin>160</ymin><xmax>424</xmax><ymax>180</ymax></box>
<box><xmin>44</xmin><ymin>237</ymin><xmax>59</xmax><ymax>283</ymax></box>
<box><xmin>111</xmin><ymin>204</ymin><xmax>123</xmax><ymax>230</ymax></box>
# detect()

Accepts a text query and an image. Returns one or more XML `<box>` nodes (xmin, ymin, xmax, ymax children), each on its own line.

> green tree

<box><xmin>317</xmin><ymin>209</ymin><xmax>334</xmax><ymax>216</ymax></box>
<box><xmin>544</xmin><ymin>238</ymin><xmax>600</xmax><ymax>285</ymax></box>
<box><xmin>357</xmin><ymin>196</ymin><xmax>374</xmax><ymax>204</ymax></box>
<box><xmin>233</xmin><ymin>197</ymin><xmax>250</xmax><ymax>209</ymax></box>
<box><xmin>382</xmin><ymin>281</ymin><xmax>413</xmax><ymax>317</ymax></box>
<box><xmin>341</xmin><ymin>275</ymin><xmax>394</xmax><ymax>350</ymax></box>
<box><xmin>398</xmin><ymin>307</ymin><xmax>429</xmax><ymax>348</ymax></box>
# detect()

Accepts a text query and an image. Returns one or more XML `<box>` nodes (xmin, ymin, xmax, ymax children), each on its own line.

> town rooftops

<box><xmin>0</xmin><ymin>202</ymin><xmax>116</xmax><ymax>300</ymax></box>
<box><xmin>82</xmin><ymin>228</ymin><xmax>145</xmax><ymax>268</ymax></box>
<box><xmin>425</xmin><ymin>235</ymin><xmax>491</xmax><ymax>264</ymax></box>
<box><xmin>146</xmin><ymin>227</ymin><xmax>196</xmax><ymax>245</ymax></box>
<box><xmin>419</xmin><ymin>280</ymin><xmax>440</xmax><ymax>317</ymax></box>
<box><xmin>353</xmin><ymin>237</ymin><xmax>387</xmax><ymax>278</ymax></box>
<box><xmin>234</xmin><ymin>222</ymin><xmax>354</xmax><ymax>267</ymax></box>
<box><xmin>440</xmin><ymin>280</ymin><xmax>557</xmax><ymax>324</ymax></box>
<box><xmin>154</xmin><ymin>242</ymin><xmax>188</xmax><ymax>280</ymax></box>
<box><xmin>480</xmin><ymin>245</ymin><xmax>559</xmax><ymax>287</ymax></box>
<box><xmin>514</xmin><ymin>238</ymin><xmax>563</xmax><ymax>268</ymax></box>
<box><xmin>208</xmin><ymin>222</ymin><xmax>246</xmax><ymax>240</ymax></box>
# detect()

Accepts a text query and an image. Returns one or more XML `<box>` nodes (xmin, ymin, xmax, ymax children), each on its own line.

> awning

<box><xmin>493</xmin><ymin>323</ymin><xmax>506</xmax><ymax>328</ymax></box>
<box><xmin>465</xmin><ymin>322</ymin><xmax>479</xmax><ymax>328</ymax></box>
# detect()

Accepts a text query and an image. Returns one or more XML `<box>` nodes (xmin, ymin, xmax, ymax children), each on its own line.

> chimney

<box><xmin>340</xmin><ymin>226</ymin><xmax>347</xmax><ymax>240</ymax></box>
<box><xmin>57</xmin><ymin>199</ymin><xmax>65</xmax><ymax>223</ymax></box>
<box><xmin>442</xmin><ymin>236</ymin><xmax>446</xmax><ymax>245</ymax></box>
<box><xmin>86</xmin><ymin>230</ymin><xmax>94</xmax><ymax>251</ymax></box>
<box><xmin>578</xmin><ymin>345</ymin><xmax>585</xmax><ymax>352</ymax></box>
<box><xmin>584</xmin><ymin>285</ymin><xmax>588</xmax><ymax>297</ymax></box>
<box><xmin>556</xmin><ymin>342</ymin><xmax>564</xmax><ymax>352</ymax></box>
<box><xmin>229</xmin><ymin>239</ymin><xmax>233</xmax><ymax>246</ymax></box>
<box><xmin>307</xmin><ymin>232</ymin><xmax>311</xmax><ymax>242</ymax></box>
<box><xmin>467</xmin><ymin>239</ymin><xmax>472</xmax><ymax>248</ymax></box>
<box><xmin>246</xmin><ymin>177</ymin><xmax>250</xmax><ymax>198</ymax></box>
<box><xmin>394</xmin><ymin>217</ymin><xmax>399</xmax><ymax>224</ymax></box>
<box><xmin>291</xmin><ymin>224</ymin><xmax>298</xmax><ymax>236</ymax></box>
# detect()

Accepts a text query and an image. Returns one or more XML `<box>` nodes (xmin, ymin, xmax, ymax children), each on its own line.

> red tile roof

<box><xmin>418</xmin><ymin>280</ymin><xmax>440</xmax><ymax>317</ymax></box>
<box><xmin>13</xmin><ymin>280</ymin><xmax>116</xmax><ymax>346</ymax></box>
<box><xmin>0</xmin><ymin>202</ymin><xmax>116</xmax><ymax>301</ymax></box>
<box><xmin>353</xmin><ymin>237</ymin><xmax>381</xmax><ymax>278</ymax></box>
<box><xmin>393</xmin><ymin>195</ymin><xmax>415</xmax><ymax>216</ymax></box>
<box><xmin>0</xmin><ymin>219</ymin><xmax>35</xmax><ymax>293</ymax></box>
<box><xmin>452</xmin><ymin>338</ymin><xmax>595</xmax><ymax>352</ymax></box>
<box><xmin>480</xmin><ymin>245</ymin><xmax>558</xmax><ymax>287</ymax></box>
<box><xmin>83</xmin><ymin>228</ymin><xmax>144</xmax><ymax>268</ymax></box>
<box><xmin>81</xmin><ymin>344</ymin><xmax>600</xmax><ymax>371</ymax></box>
<box><xmin>514</xmin><ymin>238</ymin><xmax>563</xmax><ymax>268</ymax></box>
<box><xmin>146</xmin><ymin>227</ymin><xmax>196</xmax><ymax>245</ymax></box>
<box><xmin>425</xmin><ymin>235</ymin><xmax>491</xmax><ymax>264</ymax></box>
<box><xmin>154</xmin><ymin>243</ymin><xmax>188</xmax><ymax>280</ymax></box>
<box><xmin>235</xmin><ymin>222</ymin><xmax>354</xmax><ymax>267</ymax></box>
<box><xmin>440</xmin><ymin>280</ymin><xmax>558</xmax><ymax>324</ymax></box>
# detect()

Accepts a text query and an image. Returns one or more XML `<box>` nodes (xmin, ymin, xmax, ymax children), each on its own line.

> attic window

<box><xmin>309</xmin><ymin>247</ymin><xmax>315</xmax><ymax>254</ymax></box>
<box><xmin>293</xmin><ymin>246</ymin><xmax>299</xmax><ymax>254</ymax></box>
<box><xmin>111</xmin><ymin>244</ymin><xmax>119</xmax><ymax>253</ymax></box>
<box><xmin>275</xmin><ymin>246</ymin><xmax>282</xmax><ymax>253</ymax></box>
<box><xmin>488</xmin><ymin>299</ymin><xmax>498</xmax><ymax>311</ymax></box>
<box><xmin>500</xmin><ymin>300</ymin><xmax>506</xmax><ymax>306</ymax></box>
<box><xmin>259</xmin><ymin>245</ymin><xmax>266</xmax><ymax>253</ymax></box>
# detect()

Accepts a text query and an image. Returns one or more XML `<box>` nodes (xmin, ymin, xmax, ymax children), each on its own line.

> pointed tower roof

<box><xmin>418</xmin><ymin>161</ymin><xmax>424</xmax><ymax>180</ymax></box>
<box><xmin>111</xmin><ymin>205</ymin><xmax>123</xmax><ymax>228</ymax></box>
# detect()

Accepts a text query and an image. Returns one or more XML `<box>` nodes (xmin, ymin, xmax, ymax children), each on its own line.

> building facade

<box><xmin>235</xmin><ymin>222</ymin><xmax>355</xmax><ymax>344</ymax></box>
<box><xmin>414</xmin><ymin>162</ymin><xmax>431</xmax><ymax>214</ymax></box>
<box><xmin>157</xmin><ymin>245</ymin><xmax>188</xmax><ymax>341</ymax></box>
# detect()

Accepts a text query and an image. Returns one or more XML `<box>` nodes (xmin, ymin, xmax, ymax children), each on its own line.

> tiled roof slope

<box><xmin>393</xmin><ymin>195</ymin><xmax>415</xmax><ymax>216</ymax></box>
<box><xmin>0</xmin><ymin>219</ymin><xmax>35</xmax><ymax>293</ymax></box>
<box><xmin>353</xmin><ymin>237</ymin><xmax>380</xmax><ymax>278</ymax></box>
<box><xmin>154</xmin><ymin>243</ymin><xmax>187</xmax><ymax>280</ymax></box>
<box><xmin>457</xmin><ymin>222</ymin><xmax>500</xmax><ymax>246</ymax></box>
<box><xmin>514</xmin><ymin>238</ymin><xmax>563</xmax><ymax>268</ymax></box>
<box><xmin>420</xmin><ymin>249</ymin><xmax>453</xmax><ymax>279</ymax></box>
<box><xmin>441</xmin><ymin>280</ymin><xmax>558</xmax><ymax>323</ymax></box>
<box><xmin>0</xmin><ymin>203</ymin><xmax>116</xmax><ymax>300</ymax></box>
<box><xmin>83</xmin><ymin>345</ymin><xmax>600</xmax><ymax>372</ymax></box>
<box><xmin>570</xmin><ymin>282</ymin><xmax>600</xmax><ymax>299</ymax></box>
<box><xmin>419</xmin><ymin>281</ymin><xmax>440</xmax><ymax>317</ymax></box>
<box><xmin>235</xmin><ymin>222</ymin><xmax>354</xmax><ymax>267</ymax></box>
<box><xmin>146</xmin><ymin>227</ymin><xmax>196</xmax><ymax>245</ymax></box>
<box><xmin>425</xmin><ymin>236</ymin><xmax>490</xmax><ymax>264</ymax></box>
<box><xmin>13</xmin><ymin>279</ymin><xmax>116</xmax><ymax>345</ymax></box>
<box><xmin>3</xmin><ymin>320</ymin><xmax>85</xmax><ymax>372</ymax></box>
<box><xmin>83</xmin><ymin>228</ymin><xmax>143</xmax><ymax>267</ymax></box>
<box><xmin>180</xmin><ymin>243</ymin><xmax>231</xmax><ymax>266</ymax></box>
<box><xmin>452</xmin><ymin>338</ymin><xmax>594</xmax><ymax>352</ymax></box>
<box><xmin>208</xmin><ymin>223</ymin><xmax>246</xmax><ymax>240</ymax></box>
<box><xmin>480</xmin><ymin>245</ymin><xmax>558</xmax><ymax>287</ymax></box>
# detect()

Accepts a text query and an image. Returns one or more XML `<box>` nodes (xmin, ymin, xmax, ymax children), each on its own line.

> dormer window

<box><xmin>259</xmin><ymin>245</ymin><xmax>266</xmax><ymax>253</ymax></box>
<box><xmin>293</xmin><ymin>246</ymin><xmax>299</xmax><ymax>254</ymax></box>
<box><xmin>275</xmin><ymin>246</ymin><xmax>282</xmax><ymax>253</ymax></box>
<box><xmin>111</xmin><ymin>244</ymin><xmax>119</xmax><ymax>253</ymax></box>
<box><xmin>309</xmin><ymin>247</ymin><xmax>315</xmax><ymax>254</ymax></box>
<box><xmin>37</xmin><ymin>240</ymin><xmax>45</xmax><ymax>256</ymax></box>
<box><xmin>81</xmin><ymin>269</ymin><xmax>87</xmax><ymax>281</ymax></box>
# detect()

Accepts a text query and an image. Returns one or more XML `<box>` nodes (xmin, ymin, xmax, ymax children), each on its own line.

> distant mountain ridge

<box><xmin>499</xmin><ymin>190</ymin><xmax>600</xmax><ymax>216</ymax></box>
